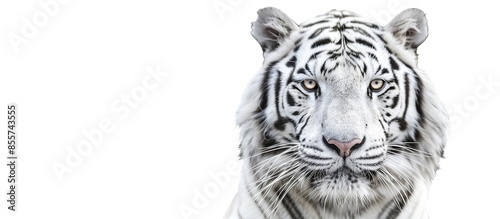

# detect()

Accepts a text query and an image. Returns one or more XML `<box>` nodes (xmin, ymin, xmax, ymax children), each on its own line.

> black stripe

<box><xmin>286</xmin><ymin>117</ymin><xmax>297</xmax><ymax>128</ymax></box>
<box><xmin>376</xmin><ymin>33</ymin><xmax>388</xmax><ymax>45</ymax></box>
<box><xmin>328</xmin><ymin>53</ymin><xmax>341</xmax><ymax>61</ymax></box>
<box><xmin>386</xmin><ymin>188</ymin><xmax>414</xmax><ymax>219</ymax></box>
<box><xmin>356</xmin><ymin>160</ymin><xmax>384</xmax><ymax>167</ymax></box>
<box><xmin>327</xmin><ymin>11</ymin><xmax>357</xmax><ymax>19</ymax></box>
<box><xmin>377</xmin><ymin>199</ymin><xmax>394</xmax><ymax>219</ymax></box>
<box><xmin>244</xmin><ymin>179</ymin><xmax>268</xmax><ymax>219</ymax></box>
<box><xmin>378</xmin><ymin>86</ymin><xmax>396</xmax><ymax>97</ymax></box>
<box><xmin>413</xmin><ymin>72</ymin><xmax>430</xmax><ymax>154</ymax></box>
<box><xmin>355</xmin><ymin>38</ymin><xmax>375</xmax><ymax>49</ymax></box>
<box><xmin>302</xmin><ymin>20</ymin><xmax>329</xmax><ymax>28</ymax></box>
<box><xmin>308</xmin><ymin>26</ymin><xmax>329</xmax><ymax>39</ymax></box>
<box><xmin>335</xmin><ymin>37</ymin><xmax>343</xmax><ymax>45</ymax></box>
<box><xmin>374</xmin><ymin>65</ymin><xmax>382</xmax><ymax>74</ymax></box>
<box><xmin>367</xmin><ymin>52</ymin><xmax>379</xmax><ymax>62</ymax></box>
<box><xmin>391</xmin><ymin>70</ymin><xmax>400</xmax><ymax>93</ymax></box>
<box><xmin>397</xmin><ymin>73</ymin><xmax>411</xmax><ymax>131</ymax></box>
<box><xmin>311</xmin><ymin>38</ymin><xmax>332</xmax><ymax>48</ymax></box>
<box><xmin>388</xmin><ymin>136</ymin><xmax>398</xmax><ymax>143</ymax></box>
<box><xmin>286</xmin><ymin>91</ymin><xmax>296</xmax><ymax>106</ymax></box>
<box><xmin>384</xmin><ymin>46</ymin><xmax>393</xmax><ymax>54</ymax></box>
<box><xmin>301</xmin><ymin>144</ymin><xmax>324</xmax><ymax>152</ymax></box>
<box><xmin>286</xmin><ymin>56</ymin><xmax>297</xmax><ymax>68</ymax></box>
<box><xmin>389</xmin><ymin>56</ymin><xmax>399</xmax><ymax>71</ymax></box>
<box><xmin>367</xmin><ymin>84</ymin><xmax>373</xmax><ymax>99</ymax></box>
<box><xmin>321</xmin><ymin>62</ymin><xmax>340</xmax><ymax>76</ymax></box>
<box><xmin>297</xmin><ymin>113</ymin><xmax>307</xmax><ymax>124</ymax></box>
<box><xmin>304</xmin><ymin>63</ymin><xmax>312</xmax><ymax>75</ymax></box>
<box><xmin>349</xmin><ymin>20</ymin><xmax>380</xmax><ymax>29</ymax></box>
<box><xmin>296</xmin><ymin>68</ymin><xmax>309</xmax><ymax>76</ymax></box>
<box><xmin>381</xmin><ymin>68</ymin><xmax>389</xmax><ymax>75</ymax></box>
<box><xmin>299</xmin><ymin>158</ymin><xmax>332</xmax><ymax>168</ymax></box>
<box><xmin>282</xmin><ymin>193</ymin><xmax>305</xmax><ymax>219</ymax></box>
<box><xmin>286</xmin><ymin>56</ymin><xmax>297</xmax><ymax>90</ymax></box>
<box><xmin>286</xmin><ymin>73</ymin><xmax>294</xmax><ymax>86</ymax></box>
<box><xmin>342</xmin><ymin>35</ymin><xmax>354</xmax><ymax>43</ymax></box>
<box><xmin>262</xmin><ymin>131</ymin><xmax>278</xmax><ymax>147</ymax></box>
<box><xmin>320</xmin><ymin>60</ymin><xmax>327</xmax><ymax>75</ymax></box>
<box><xmin>302</xmin><ymin>153</ymin><xmax>332</xmax><ymax>160</ymax></box>
<box><xmin>351</xmin><ymin>27</ymin><xmax>375</xmax><ymax>40</ymax></box>
<box><xmin>355</xmin><ymin>153</ymin><xmax>385</xmax><ymax>160</ymax></box>
<box><xmin>331</xmin><ymin>23</ymin><xmax>347</xmax><ymax>32</ymax></box>
<box><xmin>347</xmin><ymin>51</ymin><xmax>362</xmax><ymax>60</ymax></box>
<box><xmin>274</xmin><ymin>70</ymin><xmax>286</xmax><ymax>131</ymax></box>
<box><xmin>306</xmin><ymin>51</ymin><xmax>322</xmax><ymax>69</ymax></box>
<box><xmin>366</xmin><ymin>144</ymin><xmax>385</xmax><ymax>153</ymax></box>
<box><xmin>297</xmin><ymin>116</ymin><xmax>310</xmax><ymax>138</ymax></box>
<box><xmin>293</xmin><ymin>38</ymin><xmax>302</xmax><ymax>52</ymax></box>
<box><xmin>292</xmin><ymin>84</ymin><xmax>308</xmax><ymax>97</ymax></box>
<box><xmin>390</xmin><ymin>95</ymin><xmax>399</xmax><ymax>109</ymax></box>
<box><xmin>258</xmin><ymin>61</ymin><xmax>279</xmax><ymax>112</ymax></box>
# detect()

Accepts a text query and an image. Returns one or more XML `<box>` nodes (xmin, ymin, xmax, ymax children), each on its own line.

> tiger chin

<box><xmin>226</xmin><ymin>7</ymin><xmax>448</xmax><ymax>219</ymax></box>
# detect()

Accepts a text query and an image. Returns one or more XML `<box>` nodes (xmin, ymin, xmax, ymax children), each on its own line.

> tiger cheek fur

<box><xmin>226</xmin><ymin>7</ymin><xmax>448</xmax><ymax>219</ymax></box>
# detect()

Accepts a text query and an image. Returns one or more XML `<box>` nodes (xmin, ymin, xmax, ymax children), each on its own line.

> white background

<box><xmin>0</xmin><ymin>0</ymin><xmax>499</xmax><ymax>218</ymax></box>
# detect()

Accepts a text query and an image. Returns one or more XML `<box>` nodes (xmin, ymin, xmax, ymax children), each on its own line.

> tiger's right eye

<box><xmin>369</xmin><ymin>79</ymin><xmax>385</xmax><ymax>91</ymax></box>
<box><xmin>301</xmin><ymin>79</ymin><xmax>318</xmax><ymax>91</ymax></box>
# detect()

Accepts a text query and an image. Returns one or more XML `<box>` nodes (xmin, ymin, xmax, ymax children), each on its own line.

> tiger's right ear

<box><xmin>251</xmin><ymin>7</ymin><xmax>298</xmax><ymax>56</ymax></box>
<box><xmin>385</xmin><ymin>8</ymin><xmax>428</xmax><ymax>51</ymax></box>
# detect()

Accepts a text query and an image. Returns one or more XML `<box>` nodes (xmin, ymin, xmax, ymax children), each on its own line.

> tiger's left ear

<box><xmin>385</xmin><ymin>8</ymin><xmax>428</xmax><ymax>50</ymax></box>
<box><xmin>251</xmin><ymin>7</ymin><xmax>298</xmax><ymax>56</ymax></box>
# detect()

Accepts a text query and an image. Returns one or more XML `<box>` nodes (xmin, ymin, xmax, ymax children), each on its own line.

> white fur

<box><xmin>227</xmin><ymin>8</ymin><xmax>448</xmax><ymax>219</ymax></box>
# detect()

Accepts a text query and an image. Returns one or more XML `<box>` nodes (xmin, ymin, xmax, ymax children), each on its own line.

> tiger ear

<box><xmin>385</xmin><ymin>8</ymin><xmax>428</xmax><ymax>50</ymax></box>
<box><xmin>251</xmin><ymin>7</ymin><xmax>298</xmax><ymax>56</ymax></box>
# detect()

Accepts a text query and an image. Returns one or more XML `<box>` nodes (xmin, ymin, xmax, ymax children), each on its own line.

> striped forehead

<box><xmin>298</xmin><ymin>10</ymin><xmax>382</xmax><ymax>36</ymax></box>
<box><xmin>296</xmin><ymin>11</ymin><xmax>385</xmax><ymax>55</ymax></box>
<box><xmin>290</xmin><ymin>10</ymin><xmax>388</xmax><ymax>78</ymax></box>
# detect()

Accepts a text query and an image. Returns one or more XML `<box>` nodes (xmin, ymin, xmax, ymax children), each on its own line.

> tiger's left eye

<box><xmin>302</xmin><ymin>79</ymin><xmax>318</xmax><ymax>91</ymax></box>
<box><xmin>370</xmin><ymin>79</ymin><xmax>385</xmax><ymax>91</ymax></box>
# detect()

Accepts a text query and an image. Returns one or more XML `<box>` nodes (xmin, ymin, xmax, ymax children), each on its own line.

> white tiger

<box><xmin>226</xmin><ymin>7</ymin><xmax>448</xmax><ymax>219</ymax></box>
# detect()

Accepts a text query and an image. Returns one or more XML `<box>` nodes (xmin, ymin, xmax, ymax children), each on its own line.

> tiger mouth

<box><xmin>309</xmin><ymin>166</ymin><xmax>373</xmax><ymax>186</ymax></box>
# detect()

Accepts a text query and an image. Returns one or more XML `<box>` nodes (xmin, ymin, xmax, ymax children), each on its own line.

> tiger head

<box><xmin>236</xmin><ymin>7</ymin><xmax>448</xmax><ymax>215</ymax></box>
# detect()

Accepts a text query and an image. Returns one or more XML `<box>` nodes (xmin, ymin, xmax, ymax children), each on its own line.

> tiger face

<box><xmin>278</xmin><ymin>14</ymin><xmax>423</xmax><ymax>202</ymax></box>
<box><xmin>234</xmin><ymin>7</ymin><xmax>448</xmax><ymax>218</ymax></box>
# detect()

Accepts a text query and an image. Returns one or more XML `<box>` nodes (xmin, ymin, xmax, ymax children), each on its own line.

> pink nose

<box><xmin>327</xmin><ymin>138</ymin><xmax>362</xmax><ymax>158</ymax></box>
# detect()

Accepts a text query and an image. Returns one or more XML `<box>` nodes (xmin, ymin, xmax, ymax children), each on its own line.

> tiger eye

<box><xmin>302</xmin><ymin>79</ymin><xmax>318</xmax><ymax>91</ymax></box>
<box><xmin>370</xmin><ymin>79</ymin><xmax>385</xmax><ymax>91</ymax></box>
